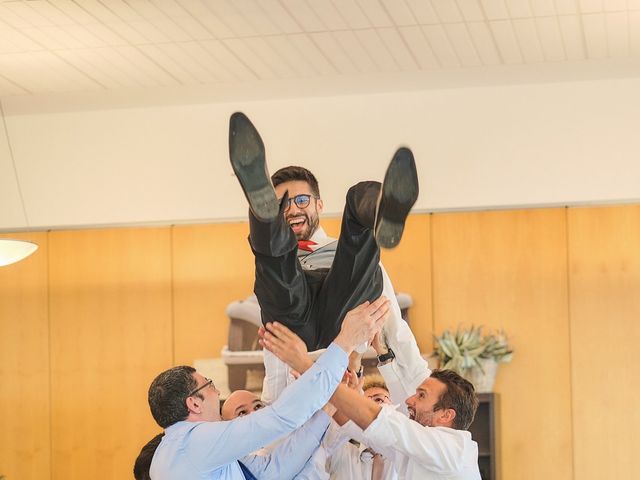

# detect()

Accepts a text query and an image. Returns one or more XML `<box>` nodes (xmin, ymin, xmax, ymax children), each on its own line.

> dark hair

<box><xmin>133</xmin><ymin>433</ymin><xmax>164</xmax><ymax>480</ymax></box>
<box><xmin>271</xmin><ymin>166</ymin><xmax>320</xmax><ymax>198</ymax></box>
<box><xmin>430</xmin><ymin>369</ymin><xmax>478</xmax><ymax>430</ymax></box>
<box><xmin>148</xmin><ymin>366</ymin><xmax>198</xmax><ymax>428</ymax></box>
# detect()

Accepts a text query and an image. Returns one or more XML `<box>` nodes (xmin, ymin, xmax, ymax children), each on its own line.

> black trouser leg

<box><xmin>251</xmin><ymin>182</ymin><xmax>384</xmax><ymax>350</ymax></box>
<box><xmin>313</xmin><ymin>181</ymin><xmax>384</xmax><ymax>349</ymax></box>
<box><xmin>250</xmin><ymin>199</ymin><xmax>318</xmax><ymax>349</ymax></box>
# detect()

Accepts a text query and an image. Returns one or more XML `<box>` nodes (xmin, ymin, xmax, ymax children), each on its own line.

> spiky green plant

<box><xmin>434</xmin><ymin>326</ymin><xmax>513</xmax><ymax>375</ymax></box>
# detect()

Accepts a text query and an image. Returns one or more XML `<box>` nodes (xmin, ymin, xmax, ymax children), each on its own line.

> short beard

<box><xmin>300</xmin><ymin>214</ymin><xmax>320</xmax><ymax>240</ymax></box>
<box><xmin>289</xmin><ymin>210</ymin><xmax>320</xmax><ymax>241</ymax></box>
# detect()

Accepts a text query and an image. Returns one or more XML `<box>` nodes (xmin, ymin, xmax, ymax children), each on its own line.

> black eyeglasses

<box><xmin>281</xmin><ymin>194</ymin><xmax>319</xmax><ymax>210</ymax></box>
<box><xmin>187</xmin><ymin>378</ymin><xmax>213</xmax><ymax>398</ymax></box>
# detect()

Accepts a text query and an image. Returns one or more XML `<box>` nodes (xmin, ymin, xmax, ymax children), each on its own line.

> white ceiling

<box><xmin>3</xmin><ymin>0</ymin><xmax>640</xmax><ymax>232</ymax></box>
<box><xmin>1</xmin><ymin>0</ymin><xmax>640</xmax><ymax>101</ymax></box>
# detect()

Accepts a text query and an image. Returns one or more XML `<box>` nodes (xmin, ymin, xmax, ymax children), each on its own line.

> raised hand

<box><xmin>333</xmin><ymin>296</ymin><xmax>390</xmax><ymax>354</ymax></box>
<box><xmin>370</xmin><ymin>330</ymin><xmax>389</xmax><ymax>356</ymax></box>
<box><xmin>259</xmin><ymin>322</ymin><xmax>313</xmax><ymax>373</ymax></box>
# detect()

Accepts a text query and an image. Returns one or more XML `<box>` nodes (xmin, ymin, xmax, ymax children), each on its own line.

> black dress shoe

<box><xmin>229</xmin><ymin>112</ymin><xmax>279</xmax><ymax>221</ymax></box>
<box><xmin>374</xmin><ymin>147</ymin><xmax>419</xmax><ymax>249</ymax></box>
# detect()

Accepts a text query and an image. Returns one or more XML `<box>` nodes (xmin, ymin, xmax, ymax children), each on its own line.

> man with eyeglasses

<box><xmin>229</xmin><ymin>112</ymin><xmax>429</xmax><ymax>404</ymax></box>
<box><xmin>146</xmin><ymin>297</ymin><xmax>389</xmax><ymax>480</ymax></box>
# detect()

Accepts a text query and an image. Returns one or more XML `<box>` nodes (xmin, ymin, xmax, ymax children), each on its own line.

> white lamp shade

<box><xmin>0</xmin><ymin>239</ymin><xmax>39</xmax><ymax>267</ymax></box>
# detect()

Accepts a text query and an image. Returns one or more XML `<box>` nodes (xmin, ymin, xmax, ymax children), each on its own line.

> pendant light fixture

<box><xmin>0</xmin><ymin>239</ymin><xmax>38</xmax><ymax>266</ymax></box>
<box><xmin>1</xmin><ymin>100</ymin><xmax>38</xmax><ymax>267</ymax></box>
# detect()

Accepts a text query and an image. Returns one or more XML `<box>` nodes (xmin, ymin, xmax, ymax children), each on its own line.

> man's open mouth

<box><xmin>288</xmin><ymin>217</ymin><xmax>306</xmax><ymax>233</ymax></box>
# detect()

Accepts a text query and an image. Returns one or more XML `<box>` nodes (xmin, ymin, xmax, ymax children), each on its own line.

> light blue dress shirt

<box><xmin>150</xmin><ymin>342</ymin><xmax>347</xmax><ymax>480</ymax></box>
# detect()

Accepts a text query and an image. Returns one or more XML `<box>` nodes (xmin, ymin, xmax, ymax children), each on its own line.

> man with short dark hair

<box><xmin>261</xmin><ymin>322</ymin><xmax>482</xmax><ymax>480</ymax></box>
<box><xmin>133</xmin><ymin>433</ymin><xmax>164</xmax><ymax>480</ymax></box>
<box><xmin>229</xmin><ymin>112</ymin><xmax>428</xmax><ymax>402</ymax></box>
<box><xmin>146</xmin><ymin>297</ymin><xmax>388</xmax><ymax>480</ymax></box>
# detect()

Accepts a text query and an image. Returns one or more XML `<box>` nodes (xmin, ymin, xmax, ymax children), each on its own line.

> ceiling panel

<box><xmin>490</xmin><ymin>19</ymin><xmax>523</xmax><ymax>63</ymax></box>
<box><xmin>307</xmin><ymin>0</ymin><xmax>349</xmax><ymax>31</ymax></box>
<box><xmin>456</xmin><ymin>0</ymin><xmax>486</xmax><ymax>22</ymax></box>
<box><xmin>431</xmin><ymin>0</ymin><xmax>464</xmax><ymax>23</ymax></box>
<box><xmin>406</xmin><ymin>0</ymin><xmax>440</xmax><ymax>24</ymax></box>
<box><xmin>582</xmin><ymin>13</ymin><xmax>608</xmax><ymax>58</ymax></box>
<box><xmin>558</xmin><ymin>15</ymin><xmax>586</xmax><ymax>60</ymax></box>
<box><xmin>310</xmin><ymin>31</ymin><xmax>359</xmax><ymax>74</ymax></box>
<box><xmin>481</xmin><ymin>0</ymin><xmax>510</xmax><ymax>21</ymax></box>
<box><xmin>378</xmin><ymin>27</ymin><xmax>419</xmax><ymax>70</ymax></box>
<box><xmin>423</xmin><ymin>24</ymin><xmax>461</xmax><ymax>67</ymax></box>
<box><xmin>505</xmin><ymin>0</ymin><xmax>533</xmax><ymax>18</ymax></box>
<box><xmin>536</xmin><ymin>16</ymin><xmax>566</xmax><ymax>62</ymax></box>
<box><xmin>333</xmin><ymin>30</ymin><xmax>378</xmax><ymax>73</ymax></box>
<box><xmin>0</xmin><ymin>0</ymin><xmax>639</xmax><ymax>100</ymax></box>
<box><xmin>530</xmin><ymin>0</ymin><xmax>557</xmax><ymax>17</ymax></box>
<box><xmin>281</xmin><ymin>0</ymin><xmax>326</xmax><ymax>31</ymax></box>
<box><xmin>399</xmin><ymin>25</ymin><xmax>439</xmax><ymax>69</ymax></box>
<box><xmin>360</xmin><ymin>0</ymin><xmax>395</xmax><ymax>27</ymax></box>
<box><xmin>445</xmin><ymin>23</ymin><xmax>482</xmax><ymax>66</ymax></box>
<box><xmin>355</xmin><ymin>29</ymin><xmax>398</xmax><ymax>71</ymax></box>
<box><xmin>606</xmin><ymin>11</ymin><xmax>630</xmax><ymax>58</ymax></box>
<box><xmin>335</xmin><ymin>0</ymin><xmax>371</xmax><ymax>29</ymax></box>
<box><xmin>259</xmin><ymin>0</ymin><xmax>302</xmax><ymax>33</ymax></box>
<box><xmin>287</xmin><ymin>34</ymin><xmax>337</xmax><ymax>75</ymax></box>
<box><xmin>223</xmin><ymin>38</ymin><xmax>276</xmax><ymax>79</ymax></box>
<box><xmin>512</xmin><ymin>18</ymin><xmax>545</xmax><ymax>63</ymax></box>
<box><xmin>555</xmin><ymin>0</ymin><xmax>579</xmax><ymax>15</ymax></box>
<box><xmin>467</xmin><ymin>21</ymin><xmax>501</xmax><ymax>64</ymax></box>
<box><xmin>629</xmin><ymin>10</ymin><xmax>640</xmax><ymax>55</ymax></box>
<box><xmin>232</xmin><ymin>0</ymin><xmax>282</xmax><ymax>36</ymax></box>
<box><xmin>265</xmin><ymin>35</ymin><xmax>317</xmax><ymax>76</ymax></box>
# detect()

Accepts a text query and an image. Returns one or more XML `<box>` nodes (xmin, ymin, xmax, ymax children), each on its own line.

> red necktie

<box><xmin>297</xmin><ymin>240</ymin><xmax>317</xmax><ymax>252</ymax></box>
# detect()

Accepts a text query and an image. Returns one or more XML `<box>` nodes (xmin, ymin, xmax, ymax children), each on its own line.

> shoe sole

<box><xmin>375</xmin><ymin>147</ymin><xmax>419</xmax><ymax>249</ymax></box>
<box><xmin>229</xmin><ymin>112</ymin><xmax>279</xmax><ymax>221</ymax></box>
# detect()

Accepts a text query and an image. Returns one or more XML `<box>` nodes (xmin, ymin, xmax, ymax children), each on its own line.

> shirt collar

<box><xmin>309</xmin><ymin>226</ymin><xmax>334</xmax><ymax>248</ymax></box>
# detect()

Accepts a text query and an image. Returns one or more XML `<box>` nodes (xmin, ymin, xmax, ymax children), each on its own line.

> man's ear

<box><xmin>440</xmin><ymin>408</ymin><xmax>457</xmax><ymax>427</ymax></box>
<box><xmin>186</xmin><ymin>396</ymin><xmax>202</xmax><ymax>415</ymax></box>
<box><xmin>316</xmin><ymin>198</ymin><xmax>324</xmax><ymax>214</ymax></box>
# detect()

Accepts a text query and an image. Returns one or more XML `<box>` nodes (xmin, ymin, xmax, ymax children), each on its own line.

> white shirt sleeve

<box><xmin>362</xmin><ymin>406</ymin><xmax>474</xmax><ymax>475</ymax></box>
<box><xmin>379</xmin><ymin>264</ymin><xmax>431</xmax><ymax>400</ymax></box>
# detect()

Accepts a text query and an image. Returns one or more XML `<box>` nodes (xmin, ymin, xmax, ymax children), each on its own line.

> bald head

<box><xmin>221</xmin><ymin>390</ymin><xmax>265</xmax><ymax>420</ymax></box>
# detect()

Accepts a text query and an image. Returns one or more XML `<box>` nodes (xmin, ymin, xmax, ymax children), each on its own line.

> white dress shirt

<box><xmin>362</xmin><ymin>406</ymin><xmax>481</xmax><ymax>480</ymax></box>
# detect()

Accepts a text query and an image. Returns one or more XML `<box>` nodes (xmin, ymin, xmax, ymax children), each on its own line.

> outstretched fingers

<box><xmin>262</xmin><ymin>322</ymin><xmax>289</xmax><ymax>351</ymax></box>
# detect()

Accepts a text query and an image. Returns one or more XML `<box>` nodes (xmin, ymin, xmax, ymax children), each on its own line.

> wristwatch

<box><xmin>377</xmin><ymin>348</ymin><xmax>395</xmax><ymax>364</ymax></box>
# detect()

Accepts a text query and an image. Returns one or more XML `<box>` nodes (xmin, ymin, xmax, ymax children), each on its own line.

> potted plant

<box><xmin>433</xmin><ymin>325</ymin><xmax>513</xmax><ymax>392</ymax></box>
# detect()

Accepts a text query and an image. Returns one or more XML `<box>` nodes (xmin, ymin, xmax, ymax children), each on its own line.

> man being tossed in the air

<box><xmin>229</xmin><ymin>112</ymin><xmax>428</xmax><ymax>402</ymax></box>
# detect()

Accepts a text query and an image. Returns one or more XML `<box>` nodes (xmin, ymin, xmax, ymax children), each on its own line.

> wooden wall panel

<box><xmin>431</xmin><ymin>209</ymin><xmax>573</xmax><ymax>480</ymax></box>
<box><xmin>0</xmin><ymin>232</ymin><xmax>50</xmax><ymax>480</ymax></box>
<box><xmin>172</xmin><ymin>223</ymin><xmax>255</xmax><ymax>365</ymax></box>
<box><xmin>380</xmin><ymin>214</ymin><xmax>433</xmax><ymax>352</ymax></box>
<box><xmin>48</xmin><ymin>228</ymin><xmax>172</xmax><ymax>480</ymax></box>
<box><xmin>568</xmin><ymin>205</ymin><xmax>640</xmax><ymax>480</ymax></box>
<box><xmin>324</xmin><ymin>215</ymin><xmax>432</xmax><ymax>351</ymax></box>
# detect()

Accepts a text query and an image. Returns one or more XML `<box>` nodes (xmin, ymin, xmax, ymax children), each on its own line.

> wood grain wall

<box><xmin>1</xmin><ymin>206</ymin><xmax>639</xmax><ymax>480</ymax></box>
<box><xmin>0</xmin><ymin>232</ymin><xmax>50</xmax><ymax>480</ymax></box>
